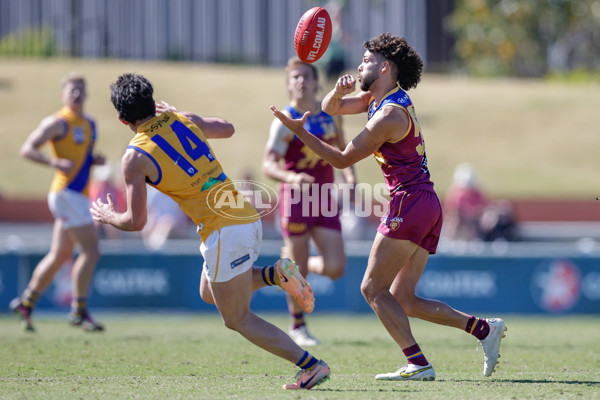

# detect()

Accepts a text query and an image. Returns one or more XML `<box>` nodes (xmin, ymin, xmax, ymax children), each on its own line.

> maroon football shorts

<box><xmin>377</xmin><ymin>188</ymin><xmax>443</xmax><ymax>254</ymax></box>
<box><xmin>279</xmin><ymin>184</ymin><xmax>342</xmax><ymax>237</ymax></box>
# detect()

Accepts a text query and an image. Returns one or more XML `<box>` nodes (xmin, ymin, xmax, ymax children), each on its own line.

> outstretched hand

<box><xmin>90</xmin><ymin>193</ymin><xmax>115</xmax><ymax>225</ymax></box>
<box><xmin>270</xmin><ymin>106</ymin><xmax>309</xmax><ymax>134</ymax></box>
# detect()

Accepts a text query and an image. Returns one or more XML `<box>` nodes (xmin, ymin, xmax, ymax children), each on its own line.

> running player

<box><xmin>11</xmin><ymin>72</ymin><xmax>105</xmax><ymax>332</ymax></box>
<box><xmin>271</xmin><ymin>33</ymin><xmax>507</xmax><ymax>380</ymax></box>
<box><xmin>91</xmin><ymin>73</ymin><xmax>330</xmax><ymax>390</ymax></box>
<box><xmin>263</xmin><ymin>57</ymin><xmax>356</xmax><ymax>346</ymax></box>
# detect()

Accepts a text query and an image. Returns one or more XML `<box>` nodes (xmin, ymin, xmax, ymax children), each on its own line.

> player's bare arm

<box><xmin>333</xmin><ymin>115</ymin><xmax>356</xmax><ymax>185</ymax></box>
<box><xmin>91</xmin><ymin>149</ymin><xmax>150</xmax><ymax>231</ymax></box>
<box><xmin>20</xmin><ymin>115</ymin><xmax>75</xmax><ymax>173</ymax></box>
<box><xmin>186</xmin><ymin>114</ymin><xmax>234</xmax><ymax>139</ymax></box>
<box><xmin>156</xmin><ymin>100</ymin><xmax>234</xmax><ymax>139</ymax></box>
<box><xmin>322</xmin><ymin>74</ymin><xmax>370</xmax><ymax>116</ymax></box>
<box><xmin>270</xmin><ymin>105</ymin><xmax>395</xmax><ymax>169</ymax></box>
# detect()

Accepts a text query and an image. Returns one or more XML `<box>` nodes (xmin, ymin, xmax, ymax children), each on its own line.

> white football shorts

<box><xmin>200</xmin><ymin>219</ymin><xmax>262</xmax><ymax>283</ymax></box>
<box><xmin>47</xmin><ymin>189</ymin><xmax>93</xmax><ymax>229</ymax></box>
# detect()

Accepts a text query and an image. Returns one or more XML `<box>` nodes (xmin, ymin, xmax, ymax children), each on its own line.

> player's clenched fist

<box><xmin>334</xmin><ymin>74</ymin><xmax>356</xmax><ymax>96</ymax></box>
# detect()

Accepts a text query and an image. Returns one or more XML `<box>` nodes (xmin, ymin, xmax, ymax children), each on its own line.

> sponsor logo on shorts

<box><xmin>285</xmin><ymin>222</ymin><xmax>308</xmax><ymax>234</ymax></box>
<box><xmin>383</xmin><ymin>216</ymin><xmax>403</xmax><ymax>231</ymax></box>
<box><xmin>231</xmin><ymin>254</ymin><xmax>250</xmax><ymax>268</ymax></box>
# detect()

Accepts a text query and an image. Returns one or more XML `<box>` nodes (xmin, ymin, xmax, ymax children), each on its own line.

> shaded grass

<box><xmin>1</xmin><ymin>313</ymin><xmax>599</xmax><ymax>399</ymax></box>
<box><xmin>0</xmin><ymin>58</ymin><xmax>599</xmax><ymax>199</ymax></box>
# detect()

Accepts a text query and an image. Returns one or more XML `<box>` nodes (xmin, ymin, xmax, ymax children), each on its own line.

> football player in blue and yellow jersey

<box><xmin>11</xmin><ymin>72</ymin><xmax>105</xmax><ymax>332</ymax></box>
<box><xmin>91</xmin><ymin>73</ymin><xmax>330</xmax><ymax>390</ymax></box>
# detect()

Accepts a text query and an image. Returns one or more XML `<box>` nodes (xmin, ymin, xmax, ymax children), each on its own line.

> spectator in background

<box><xmin>11</xmin><ymin>72</ymin><xmax>104</xmax><ymax>332</ymax></box>
<box><xmin>443</xmin><ymin>163</ymin><xmax>518</xmax><ymax>242</ymax></box>
<box><xmin>442</xmin><ymin>163</ymin><xmax>489</xmax><ymax>241</ymax></box>
<box><xmin>479</xmin><ymin>199</ymin><xmax>518</xmax><ymax>242</ymax></box>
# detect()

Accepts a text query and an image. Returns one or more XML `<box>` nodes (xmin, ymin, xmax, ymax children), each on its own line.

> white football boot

<box><xmin>289</xmin><ymin>325</ymin><xmax>320</xmax><ymax>346</ymax></box>
<box><xmin>375</xmin><ymin>363</ymin><xmax>436</xmax><ymax>381</ymax></box>
<box><xmin>479</xmin><ymin>318</ymin><xmax>507</xmax><ymax>376</ymax></box>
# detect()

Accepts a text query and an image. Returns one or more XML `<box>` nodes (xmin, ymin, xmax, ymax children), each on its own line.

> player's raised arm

<box><xmin>269</xmin><ymin>105</ymin><xmax>386</xmax><ymax>170</ymax></box>
<box><xmin>184</xmin><ymin>113</ymin><xmax>235</xmax><ymax>139</ymax></box>
<box><xmin>322</xmin><ymin>74</ymin><xmax>370</xmax><ymax>116</ymax></box>
<box><xmin>156</xmin><ymin>101</ymin><xmax>234</xmax><ymax>139</ymax></box>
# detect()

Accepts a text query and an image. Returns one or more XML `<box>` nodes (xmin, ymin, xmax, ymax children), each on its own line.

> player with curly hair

<box><xmin>271</xmin><ymin>33</ymin><xmax>507</xmax><ymax>381</ymax></box>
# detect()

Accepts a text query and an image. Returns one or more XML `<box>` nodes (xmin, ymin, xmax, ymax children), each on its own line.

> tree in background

<box><xmin>447</xmin><ymin>0</ymin><xmax>600</xmax><ymax>78</ymax></box>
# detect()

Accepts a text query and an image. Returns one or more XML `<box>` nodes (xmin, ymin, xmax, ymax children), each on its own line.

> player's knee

<box><xmin>323</xmin><ymin>263</ymin><xmax>345</xmax><ymax>280</ymax></box>
<box><xmin>360</xmin><ymin>280</ymin><xmax>379</xmax><ymax>304</ymax></box>
<box><xmin>49</xmin><ymin>249</ymin><xmax>74</xmax><ymax>266</ymax></box>
<box><xmin>321</xmin><ymin>253</ymin><xmax>346</xmax><ymax>280</ymax></box>
<box><xmin>220</xmin><ymin>314</ymin><xmax>243</xmax><ymax>332</ymax></box>
<box><xmin>84</xmin><ymin>246</ymin><xmax>101</xmax><ymax>263</ymax></box>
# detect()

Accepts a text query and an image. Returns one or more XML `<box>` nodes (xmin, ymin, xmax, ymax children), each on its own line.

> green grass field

<box><xmin>1</xmin><ymin>58</ymin><xmax>599</xmax><ymax>199</ymax></box>
<box><xmin>1</xmin><ymin>313</ymin><xmax>598</xmax><ymax>399</ymax></box>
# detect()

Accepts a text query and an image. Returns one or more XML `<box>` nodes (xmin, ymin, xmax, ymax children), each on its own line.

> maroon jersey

<box><xmin>368</xmin><ymin>86</ymin><xmax>434</xmax><ymax>193</ymax></box>
<box><xmin>283</xmin><ymin>105</ymin><xmax>337</xmax><ymax>185</ymax></box>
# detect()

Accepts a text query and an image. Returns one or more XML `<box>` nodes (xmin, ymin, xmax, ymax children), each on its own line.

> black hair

<box><xmin>110</xmin><ymin>73</ymin><xmax>155</xmax><ymax>124</ymax></box>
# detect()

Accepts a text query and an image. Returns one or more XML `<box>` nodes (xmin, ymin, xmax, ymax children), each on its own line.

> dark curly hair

<box><xmin>110</xmin><ymin>73</ymin><xmax>155</xmax><ymax>124</ymax></box>
<box><xmin>364</xmin><ymin>33</ymin><xmax>423</xmax><ymax>90</ymax></box>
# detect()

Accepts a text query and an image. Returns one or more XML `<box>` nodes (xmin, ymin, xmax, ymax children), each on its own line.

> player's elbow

<box><xmin>221</xmin><ymin>123</ymin><xmax>235</xmax><ymax>138</ymax></box>
<box><xmin>261</xmin><ymin>160</ymin><xmax>276</xmax><ymax>179</ymax></box>
<box><xmin>19</xmin><ymin>144</ymin><xmax>34</xmax><ymax>159</ymax></box>
<box><xmin>330</xmin><ymin>157</ymin><xmax>352</xmax><ymax>170</ymax></box>
<box><xmin>130</xmin><ymin>214</ymin><xmax>147</xmax><ymax>232</ymax></box>
<box><xmin>131</xmin><ymin>219</ymin><xmax>146</xmax><ymax>232</ymax></box>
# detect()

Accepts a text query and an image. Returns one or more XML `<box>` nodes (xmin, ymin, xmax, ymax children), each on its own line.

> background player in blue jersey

<box><xmin>11</xmin><ymin>72</ymin><xmax>105</xmax><ymax>332</ymax></box>
<box><xmin>263</xmin><ymin>57</ymin><xmax>356</xmax><ymax>346</ymax></box>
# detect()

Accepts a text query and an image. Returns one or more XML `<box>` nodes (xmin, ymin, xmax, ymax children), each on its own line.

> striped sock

<box><xmin>403</xmin><ymin>344</ymin><xmax>429</xmax><ymax>366</ymax></box>
<box><xmin>291</xmin><ymin>312</ymin><xmax>304</xmax><ymax>330</ymax></box>
<box><xmin>21</xmin><ymin>288</ymin><xmax>40</xmax><ymax>309</ymax></box>
<box><xmin>465</xmin><ymin>316</ymin><xmax>490</xmax><ymax>340</ymax></box>
<box><xmin>296</xmin><ymin>351</ymin><xmax>318</xmax><ymax>370</ymax></box>
<box><xmin>71</xmin><ymin>298</ymin><xmax>87</xmax><ymax>315</ymax></box>
<box><xmin>261</xmin><ymin>265</ymin><xmax>280</xmax><ymax>286</ymax></box>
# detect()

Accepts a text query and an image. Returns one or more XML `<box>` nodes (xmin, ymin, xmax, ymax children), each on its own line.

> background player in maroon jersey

<box><xmin>271</xmin><ymin>33</ymin><xmax>506</xmax><ymax>380</ymax></box>
<box><xmin>263</xmin><ymin>57</ymin><xmax>356</xmax><ymax>346</ymax></box>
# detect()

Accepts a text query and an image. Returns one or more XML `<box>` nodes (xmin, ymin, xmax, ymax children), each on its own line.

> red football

<box><xmin>294</xmin><ymin>7</ymin><xmax>332</xmax><ymax>64</ymax></box>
